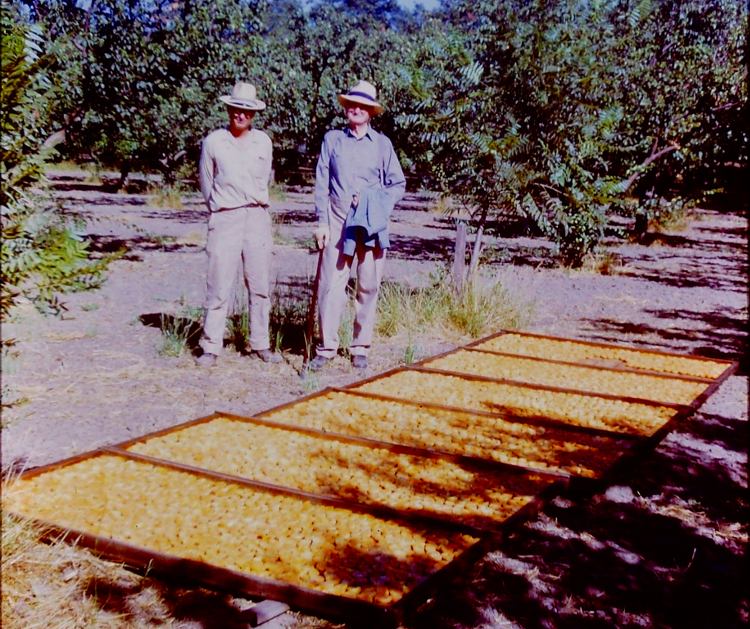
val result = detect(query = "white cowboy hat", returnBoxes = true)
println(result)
[219,82,266,111]
[337,80,383,115]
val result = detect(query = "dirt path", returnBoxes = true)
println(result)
[2,173,747,628]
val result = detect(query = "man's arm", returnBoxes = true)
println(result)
[314,133,333,225]
[382,138,406,205]
[255,133,273,207]
[198,137,215,208]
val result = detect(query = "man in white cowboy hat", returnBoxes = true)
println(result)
[309,79,406,371]
[195,81,281,367]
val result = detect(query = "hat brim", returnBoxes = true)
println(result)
[220,95,266,111]
[338,94,383,115]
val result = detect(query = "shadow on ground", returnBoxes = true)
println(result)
[408,402,748,629]
[581,305,748,372]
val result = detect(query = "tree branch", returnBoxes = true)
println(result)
[621,142,680,193]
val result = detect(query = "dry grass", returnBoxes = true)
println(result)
[376,273,534,343]
[148,183,184,209]
[2,509,143,628]
[580,250,624,275]
[1,507,338,628]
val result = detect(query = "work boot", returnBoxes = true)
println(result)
[351,355,368,370]
[251,349,282,364]
[195,352,217,367]
[307,355,330,371]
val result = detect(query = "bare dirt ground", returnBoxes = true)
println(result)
[2,171,747,629]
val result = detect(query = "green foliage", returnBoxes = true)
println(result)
[1,1,112,330]
[9,0,746,267]
[407,0,746,265]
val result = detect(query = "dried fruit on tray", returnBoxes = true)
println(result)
[126,417,551,530]
[352,371,678,436]
[5,455,479,605]
[475,334,727,379]
[261,391,632,476]
[424,350,708,405]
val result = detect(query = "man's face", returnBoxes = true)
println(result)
[345,103,374,127]
[227,106,255,133]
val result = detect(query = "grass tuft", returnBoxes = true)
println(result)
[158,302,203,357]
[148,183,185,209]
[581,249,623,275]
[376,272,533,342]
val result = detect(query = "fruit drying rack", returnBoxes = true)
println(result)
[6,331,737,627]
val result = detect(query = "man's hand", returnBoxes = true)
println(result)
[313,225,330,249]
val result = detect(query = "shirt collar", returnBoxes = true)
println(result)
[345,125,375,141]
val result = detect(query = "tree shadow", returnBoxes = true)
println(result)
[87,234,203,257]
[409,404,748,629]
[615,250,746,292]
[139,207,206,224]
[484,240,559,268]
[273,208,319,224]
[581,305,748,371]
[387,234,454,262]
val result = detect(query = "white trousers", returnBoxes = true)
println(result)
[200,206,272,355]
[316,197,385,359]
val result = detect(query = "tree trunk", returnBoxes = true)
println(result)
[452,222,467,293]
[468,223,484,280]
[467,206,489,281]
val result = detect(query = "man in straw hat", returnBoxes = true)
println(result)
[308,80,406,371]
[195,82,281,367]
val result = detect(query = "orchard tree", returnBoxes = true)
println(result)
[409,0,747,266]
[28,0,269,185]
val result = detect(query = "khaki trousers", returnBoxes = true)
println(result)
[200,205,272,356]
[316,197,385,359]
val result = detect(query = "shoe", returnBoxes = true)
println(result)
[351,355,368,370]
[195,352,217,367]
[307,355,330,371]
[251,349,282,363]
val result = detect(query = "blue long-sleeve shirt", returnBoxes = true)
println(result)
[314,126,406,225]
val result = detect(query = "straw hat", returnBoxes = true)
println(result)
[219,82,266,111]
[337,80,383,115]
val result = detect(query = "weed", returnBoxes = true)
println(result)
[296,236,318,251]
[269,210,292,246]
[268,181,288,202]
[302,370,320,394]
[226,292,251,354]
[337,302,355,359]
[403,336,421,365]
[227,279,311,354]
[581,250,623,275]
[80,303,99,311]
[158,303,203,357]
[376,272,533,341]
[149,182,184,209]
[649,202,693,232]
[431,195,455,215]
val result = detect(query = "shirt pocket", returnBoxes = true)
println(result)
[248,153,269,181]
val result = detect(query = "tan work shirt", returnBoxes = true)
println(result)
[199,127,273,212]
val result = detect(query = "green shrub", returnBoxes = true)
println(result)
[1,4,113,340]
